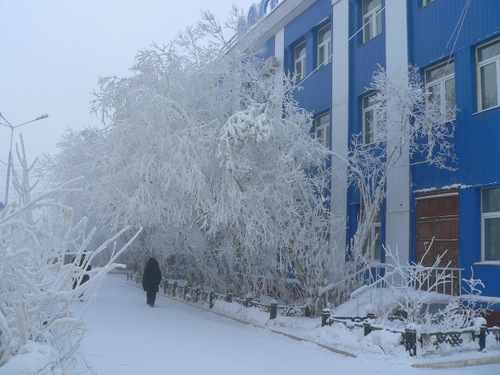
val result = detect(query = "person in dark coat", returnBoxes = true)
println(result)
[142,257,162,307]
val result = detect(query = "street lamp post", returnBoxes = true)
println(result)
[0,112,48,206]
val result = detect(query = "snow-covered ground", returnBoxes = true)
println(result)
[75,275,500,375]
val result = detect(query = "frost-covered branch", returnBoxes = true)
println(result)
[0,136,140,372]
[346,66,456,266]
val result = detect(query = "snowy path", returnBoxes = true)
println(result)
[78,275,499,375]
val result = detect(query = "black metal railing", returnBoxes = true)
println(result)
[127,271,499,357]
[154,277,309,321]
[320,308,499,357]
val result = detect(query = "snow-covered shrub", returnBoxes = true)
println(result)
[378,244,486,331]
[0,137,141,372]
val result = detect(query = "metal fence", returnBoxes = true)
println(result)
[320,309,500,356]
[157,277,311,320]
[128,271,499,357]
[164,279,280,320]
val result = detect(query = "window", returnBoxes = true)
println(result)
[264,1,273,15]
[371,220,382,261]
[362,0,382,43]
[362,208,382,261]
[294,41,307,82]
[422,0,435,7]
[362,92,380,144]
[425,61,456,122]
[482,188,500,261]
[477,39,500,111]
[313,112,331,149]
[317,23,332,67]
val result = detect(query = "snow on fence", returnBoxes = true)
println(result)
[126,271,500,357]
[127,272,309,320]
[320,309,500,357]
[159,278,311,320]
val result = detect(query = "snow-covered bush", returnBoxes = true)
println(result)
[372,243,487,332]
[0,136,141,372]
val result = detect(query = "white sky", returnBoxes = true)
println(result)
[0,0,255,168]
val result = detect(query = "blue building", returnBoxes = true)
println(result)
[235,0,500,323]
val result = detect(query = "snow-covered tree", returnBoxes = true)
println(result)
[42,128,106,220]
[0,136,141,372]
[47,13,333,306]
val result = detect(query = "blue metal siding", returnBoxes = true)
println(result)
[408,0,500,302]
[284,0,332,51]
[410,0,500,188]
[348,0,386,180]
[284,0,332,114]
[459,187,482,268]
[293,66,332,113]
[246,0,500,300]
[346,0,386,248]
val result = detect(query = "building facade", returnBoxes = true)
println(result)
[235,0,500,315]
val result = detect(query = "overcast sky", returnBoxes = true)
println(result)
[0,0,255,177]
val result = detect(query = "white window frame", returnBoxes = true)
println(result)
[362,0,382,44]
[264,1,273,15]
[367,220,382,261]
[477,38,500,112]
[481,188,500,262]
[294,41,307,82]
[361,205,382,261]
[313,112,331,149]
[425,61,456,122]
[317,23,332,68]
[362,92,379,144]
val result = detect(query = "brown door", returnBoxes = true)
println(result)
[416,191,460,294]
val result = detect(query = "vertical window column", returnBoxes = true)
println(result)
[317,23,332,67]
